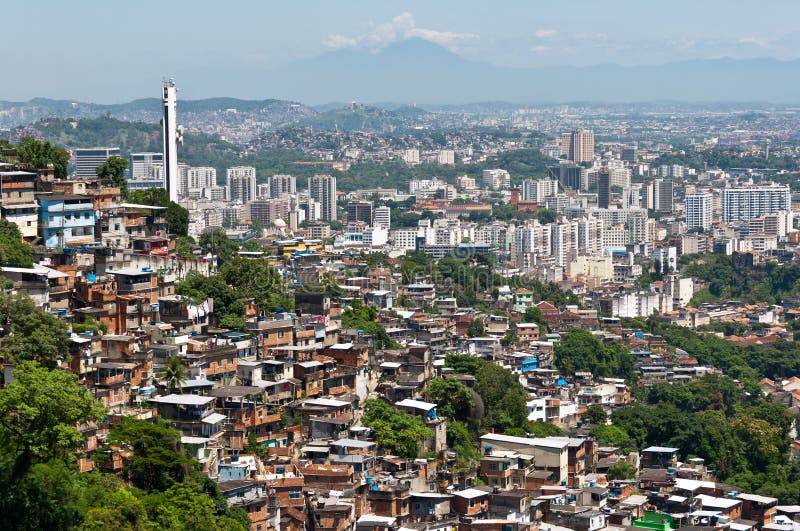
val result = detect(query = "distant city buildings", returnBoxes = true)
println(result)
[562,130,595,163]
[685,193,713,231]
[226,166,257,203]
[74,147,120,179]
[308,174,337,221]
[722,184,791,222]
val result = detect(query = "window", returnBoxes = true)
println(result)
[277,330,284,338]
[289,490,300,499]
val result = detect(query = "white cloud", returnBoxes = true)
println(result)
[530,45,549,54]
[324,12,478,50]
[534,29,559,39]
[738,37,768,48]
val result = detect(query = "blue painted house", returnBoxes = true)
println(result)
[36,194,96,248]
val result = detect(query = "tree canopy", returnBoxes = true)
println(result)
[362,399,432,458]
[95,155,128,197]
[0,219,33,267]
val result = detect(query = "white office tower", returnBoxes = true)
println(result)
[685,193,713,231]
[226,166,257,203]
[162,80,179,201]
[308,174,337,221]
[374,206,391,229]
[129,152,163,179]
[269,174,296,198]
[722,184,791,223]
[74,147,121,178]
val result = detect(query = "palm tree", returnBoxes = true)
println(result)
[160,356,187,394]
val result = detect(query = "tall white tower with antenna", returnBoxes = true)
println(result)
[162,79,179,202]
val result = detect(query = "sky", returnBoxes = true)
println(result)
[4,0,800,102]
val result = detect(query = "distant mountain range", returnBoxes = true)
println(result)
[2,39,799,131]
[174,38,800,104]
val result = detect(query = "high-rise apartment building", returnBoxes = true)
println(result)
[268,174,296,198]
[226,166,257,203]
[187,167,217,191]
[722,184,791,223]
[347,200,373,224]
[249,198,290,226]
[437,150,455,165]
[308,174,337,221]
[565,130,595,163]
[403,149,420,165]
[597,169,611,209]
[685,193,713,231]
[374,206,391,229]
[521,179,559,202]
[74,147,121,178]
[654,179,673,214]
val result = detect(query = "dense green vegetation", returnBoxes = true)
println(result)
[176,256,293,331]
[0,290,70,368]
[0,219,33,267]
[554,329,636,380]
[0,361,249,530]
[127,188,190,237]
[610,374,800,502]
[95,155,128,197]
[12,137,70,178]
[681,253,800,305]
[362,399,432,458]
[341,300,399,349]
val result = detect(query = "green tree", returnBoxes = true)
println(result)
[175,235,197,259]
[1,292,71,368]
[425,378,474,420]
[159,357,187,394]
[199,228,238,263]
[220,257,293,312]
[95,156,129,197]
[342,300,398,349]
[606,460,637,480]
[15,137,69,179]
[445,353,484,376]
[0,219,33,267]
[582,405,607,425]
[0,361,105,479]
[475,362,528,431]
[467,318,486,338]
[362,399,432,458]
[589,425,633,449]
[128,188,189,237]
[107,418,197,492]
[523,305,547,331]
[554,328,635,379]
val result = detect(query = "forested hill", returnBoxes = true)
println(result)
[7,116,554,192]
